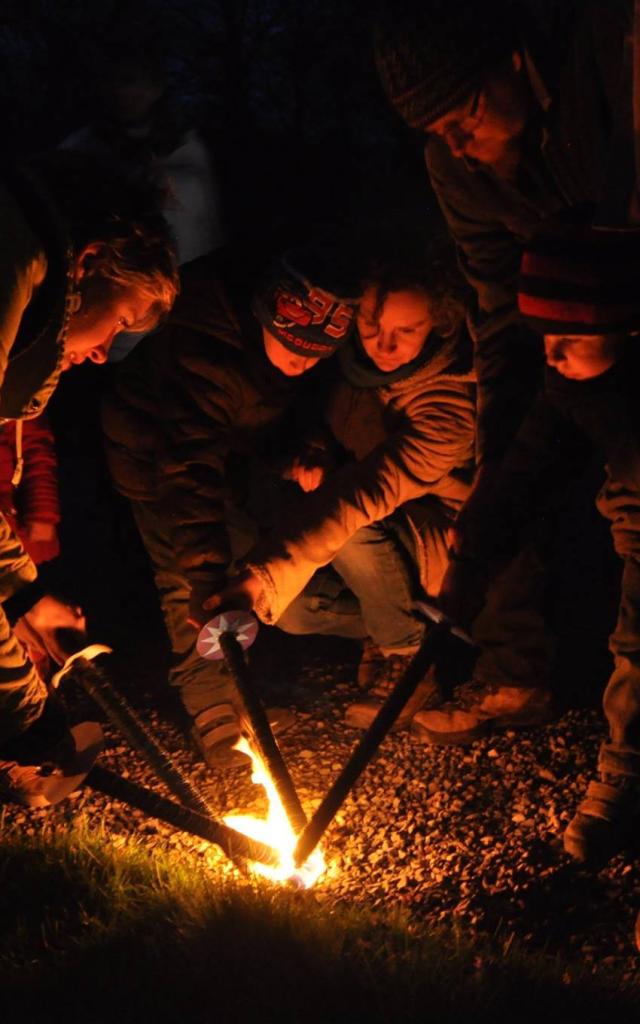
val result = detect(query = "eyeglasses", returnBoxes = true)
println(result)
[427,86,487,143]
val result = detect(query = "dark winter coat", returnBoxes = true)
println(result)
[425,0,634,462]
[464,345,640,566]
[103,253,333,600]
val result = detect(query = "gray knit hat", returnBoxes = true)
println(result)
[375,0,518,130]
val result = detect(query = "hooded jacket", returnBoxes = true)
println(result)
[247,328,476,624]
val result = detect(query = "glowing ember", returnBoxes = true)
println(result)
[223,737,326,887]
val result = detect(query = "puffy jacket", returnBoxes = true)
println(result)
[248,329,476,624]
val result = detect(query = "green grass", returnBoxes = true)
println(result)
[0,820,638,1024]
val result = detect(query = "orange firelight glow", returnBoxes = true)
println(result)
[223,737,326,887]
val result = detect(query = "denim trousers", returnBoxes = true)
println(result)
[277,511,450,655]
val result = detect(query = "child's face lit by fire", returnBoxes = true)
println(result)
[262,328,321,376]
[543,333,622,380]
[64,259,156,371]
[357,286,434,373]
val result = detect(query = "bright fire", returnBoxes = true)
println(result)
[223,737,326,887]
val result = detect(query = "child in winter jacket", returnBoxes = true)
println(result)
[103,246,359,768]
[209,245,476,730]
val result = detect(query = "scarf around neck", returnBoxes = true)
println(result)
[338,330,451,389]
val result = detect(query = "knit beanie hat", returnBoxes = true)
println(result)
[375,0,517,129]
[252,248,359,358]
[518,231,640,336]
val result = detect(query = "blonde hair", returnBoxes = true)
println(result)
[26,150,180,329]
[82,235,179,332]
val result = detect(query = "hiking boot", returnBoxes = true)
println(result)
[411,681,553,746]
[345,653,441,731]
[357,638,386,690]
[563,773,640,866]
[191,704,295,769]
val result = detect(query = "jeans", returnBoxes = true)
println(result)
[278,511,451,655]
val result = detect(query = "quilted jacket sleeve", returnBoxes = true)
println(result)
[247,377,476,624]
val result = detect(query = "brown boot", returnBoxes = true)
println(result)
[357,638,386,689]
[563,772,640,866]
[345,653,441,731]
[412,681,553,746]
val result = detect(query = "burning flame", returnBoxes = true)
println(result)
[223,737,326,887]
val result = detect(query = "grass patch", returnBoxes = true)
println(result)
[0,819,638,1024]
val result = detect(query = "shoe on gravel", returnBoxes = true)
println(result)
[411,682,553,746]
[192,704,295,769]
[563,773,640,866]
[0,721,103,808]
[345,653,441,731]
[357,638,386,690]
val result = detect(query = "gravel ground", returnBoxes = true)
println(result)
[2,628,640,983]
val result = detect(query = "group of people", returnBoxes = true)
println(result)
[1,0,639,947]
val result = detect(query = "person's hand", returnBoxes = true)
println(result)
[187,571,262,627]
[438,554,489,634]
[198,570,264,619]
[20,522,60,564]
[25,522,57,544]
[14,596,86,666]
[282,455,326,493]
[449,463,504,560]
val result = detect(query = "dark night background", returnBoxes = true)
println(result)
[0,0,436,252]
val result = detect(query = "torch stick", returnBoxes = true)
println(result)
[54,645,218,821]
[293,619,452,867]
[198,612,308,835]
[85,764,280,868]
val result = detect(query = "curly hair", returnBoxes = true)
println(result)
[361,235,471,337]
[26,149,179,328]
